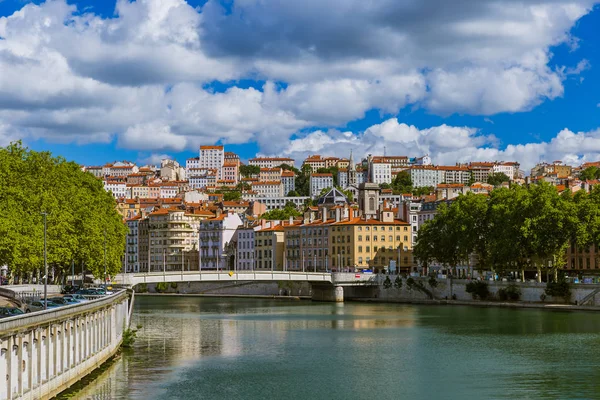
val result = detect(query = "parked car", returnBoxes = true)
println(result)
[61,285,81,294]
[28,300,61,312]
[48,297,74,306]
[0,307,25,318]
[63,294,88,302]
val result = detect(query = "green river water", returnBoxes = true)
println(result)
[62,296,600,399]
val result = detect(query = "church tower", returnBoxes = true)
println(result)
[348,150,357,187]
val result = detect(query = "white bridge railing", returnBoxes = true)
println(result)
[114,270,379,286]
[0,290,133,400]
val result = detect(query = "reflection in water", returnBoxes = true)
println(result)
[62,297,600,400]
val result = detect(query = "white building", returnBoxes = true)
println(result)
[199,211,243,270]
[236,225,258,270]
[252,181,284,198]
[370,160,392,184]
[104,180,128,198]
[255,196,310,210]
[159,184,179,199]
[410,166,443,188]
[281,171,296,195]
[493,162,520,180]
[310,173,333,197]
[188,170,217,189]
[249,157,295,169]
[199,145,224,179]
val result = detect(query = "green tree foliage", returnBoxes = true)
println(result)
[391,170,412,194]
[239,165,260,177]
[277,163,300,174]
[223,191,242,201]
[261,203,302,220]
[412,186,434,196]
[579,166,600,181]
[294,164,313,196]
[487,172,510,186]
[415,182,589,280]
[0,142,127,282]
[287,190,300,197]
[317,166,339,186]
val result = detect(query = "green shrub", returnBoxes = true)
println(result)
[394,276,403,289]
[498,284,521,301]
[545,279,571,302]
[155,282,169,293]
[170,282,178,290]
[135,283,148,293]
[383,276,392,289]
[122,327,138,348]
[428,276,438,289]
[465,280,490,300]
[406,277,415,290]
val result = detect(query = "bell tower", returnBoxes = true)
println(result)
[358,182,379,220]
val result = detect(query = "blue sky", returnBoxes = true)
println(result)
[0,0,599,169]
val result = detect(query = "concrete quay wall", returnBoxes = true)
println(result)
[346,276,600,305]
[143,281,313,297]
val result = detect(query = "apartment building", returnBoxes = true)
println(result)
[281,170,296,195]
[199,145,225,179]
[249,157,295,169]
[410,166,443,188]
[259,168,283,182]
[252,181,284,198]
[199,211,243,270]
[310,173,333,197]
[254,224,285,270]
[303,155,327,171]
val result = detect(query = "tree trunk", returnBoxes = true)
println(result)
[537,265,542,283]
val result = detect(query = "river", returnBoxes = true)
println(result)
[60,296,600,399]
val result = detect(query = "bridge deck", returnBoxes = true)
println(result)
[114,271,380,286]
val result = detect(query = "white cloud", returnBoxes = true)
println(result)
[0,0,597,153]
[278,118,600,172]
[138,153,172,166]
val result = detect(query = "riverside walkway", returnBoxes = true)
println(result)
[0,289,134,400]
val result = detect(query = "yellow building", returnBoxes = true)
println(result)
[255,224,286,270]
[329,211,413,272]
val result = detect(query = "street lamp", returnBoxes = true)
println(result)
[41,211,48,310]
[103,229,107,288]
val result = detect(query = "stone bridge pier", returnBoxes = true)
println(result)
[311,284,344,302]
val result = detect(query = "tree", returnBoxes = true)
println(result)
[277,164,300,175]
[0,142,127,282]
[579,166,600,181]
[239,165,260,177]
[261,203,302,220]
[413,186,434,196]
[287,190,300,197]
[487,172,510,186]
[223,191,242,201]
[391,171,412,194]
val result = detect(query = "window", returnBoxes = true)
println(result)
[404,236,408,241]
[358,246,363,252]
[366,246,370,252]
[373,236,378,241]
[374,246,378,252]
[358,235,362,241]
[396,236,401,241]
[389,236,393,242]
[389,227,393,231]
[381,236,385,241]
[404,227,408,231]
[374,227,378,231]
[366,236,370,241]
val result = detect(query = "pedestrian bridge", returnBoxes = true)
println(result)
[113,271,380,299]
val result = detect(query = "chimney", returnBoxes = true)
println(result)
[335,208,341,222]
[289,216,294,225]
[322,207,327,223]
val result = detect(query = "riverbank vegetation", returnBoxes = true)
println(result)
[414,182,600,280]
[0,142,127,283]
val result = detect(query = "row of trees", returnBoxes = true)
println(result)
[0,142,128,283]
[413,182,599,280]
